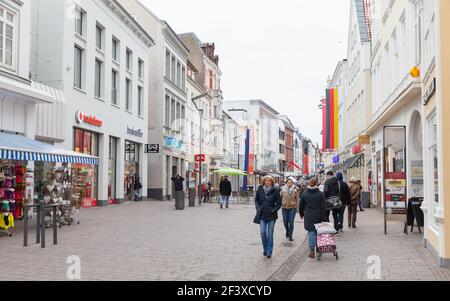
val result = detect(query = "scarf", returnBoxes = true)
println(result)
[282,185,295,196]
[263,185,272,195]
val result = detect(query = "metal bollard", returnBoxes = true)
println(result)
[36,203,41,244]
[23,204,28,247]
[40,204,45,248]
[53,206,57,245]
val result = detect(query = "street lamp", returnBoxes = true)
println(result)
[233,135,242,192]
[228,108,249,192]
[192,93,209,205]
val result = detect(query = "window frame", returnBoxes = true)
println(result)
[0,4,17,70]
[94,58,103,99]
[125,78,132,112]
[137,86,143,117]
[111,69,119,105]
[74,45,84,89]
[95,23,104,51]
[112,37,120,62]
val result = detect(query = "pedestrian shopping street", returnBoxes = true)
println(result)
[1,200,448,281]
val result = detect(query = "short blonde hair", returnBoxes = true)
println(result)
[262,175,275,186]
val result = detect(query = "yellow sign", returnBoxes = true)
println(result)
[385,179,406,187]
[358,134,371,145]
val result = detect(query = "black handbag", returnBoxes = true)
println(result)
[253,209,261,224]
[325,181,342,210]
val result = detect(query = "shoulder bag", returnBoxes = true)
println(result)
[325,181,342,210]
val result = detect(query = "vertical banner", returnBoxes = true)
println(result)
[323,89,339,151]
[243,128,250,192]
[321,98,326,151]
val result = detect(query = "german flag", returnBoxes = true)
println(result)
[323,88,339,151]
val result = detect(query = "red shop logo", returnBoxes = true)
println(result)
[75,110,103,127]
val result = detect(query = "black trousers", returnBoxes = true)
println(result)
[326,209,340,231]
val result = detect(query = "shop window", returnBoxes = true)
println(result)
[73,128,99,206]
[124,141,139,201]
[428,113,439,224]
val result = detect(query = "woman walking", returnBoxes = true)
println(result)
[299,178,326,259]
[348,177,362,228]
[255,176,282,259]
[281,178,300,241]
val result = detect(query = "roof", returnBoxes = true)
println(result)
[110,0,155,46]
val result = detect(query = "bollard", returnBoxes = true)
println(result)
[40,204,45,248]
[36,203,41,244]
[23,204,28,247]
[53,206,57,245]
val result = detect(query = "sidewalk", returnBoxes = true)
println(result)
[291,209,450,281]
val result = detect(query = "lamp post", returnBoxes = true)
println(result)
[228,108,248,192]
[192,93,209,205]
[233,135,242,191]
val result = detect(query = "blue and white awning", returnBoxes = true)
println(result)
[0,132,99,165]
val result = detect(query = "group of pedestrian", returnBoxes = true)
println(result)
[254,170,364,259]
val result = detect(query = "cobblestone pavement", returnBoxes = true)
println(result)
[2,201,448,281]
[0,200,306,281]
[291,209,450,281]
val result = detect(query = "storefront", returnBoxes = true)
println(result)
[73,128,100,207]
[0,132,98,234]
[124,140,140,201]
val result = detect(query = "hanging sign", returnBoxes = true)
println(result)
[145,144,159,154]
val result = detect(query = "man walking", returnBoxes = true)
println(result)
[323,170,341,232]
[219,175,232,209]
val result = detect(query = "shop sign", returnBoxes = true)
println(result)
[195,154,206,162]
[385,172,407,214]
[358,134,371,145]
[423,78,436,105]
[127,125,144,138]
[125,143,136,153]
[145,144,159,154]
[164,137,184,151]
[352,144,363,155]
[332,155,339,164]
[75,110,103,127]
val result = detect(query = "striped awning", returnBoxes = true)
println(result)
[0,132,98,165]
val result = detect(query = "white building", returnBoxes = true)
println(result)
[366,0,423,209]
[340,0,372,188]
[31,0,154,206]
[224,100,279,187]
[0,0,56,139]
[178,33,225,189]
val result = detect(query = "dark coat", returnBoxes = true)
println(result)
[338,180,351,206]
[255,185,282,221]
[219,179,232,196]
[299,187,326,231]
[323,176,340,199]
[171,176,184,192]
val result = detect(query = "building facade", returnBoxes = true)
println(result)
[420,0,450,268]
[366,0,423,211]
[31,0,153,206]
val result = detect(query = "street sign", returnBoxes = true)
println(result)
[195,154,206,162]
[145,144,160,153]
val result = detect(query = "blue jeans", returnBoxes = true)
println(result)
[282,208,296,237]
[338,205,346,228]
[307,230,317,250]
[260,219,276,256]
[220,195,230,207]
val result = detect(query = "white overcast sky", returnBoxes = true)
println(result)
[140,0,350,144]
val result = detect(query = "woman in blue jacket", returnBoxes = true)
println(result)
[255,176,282,259]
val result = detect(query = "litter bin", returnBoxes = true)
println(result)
[175,191,185,210]
[361,192,371,209]
[188,188,196,207]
